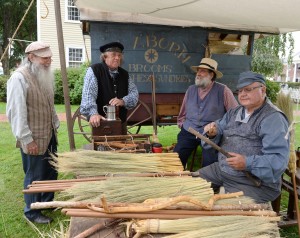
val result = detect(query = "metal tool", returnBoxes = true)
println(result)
[188,127,261,187]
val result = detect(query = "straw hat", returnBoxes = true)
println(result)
[191,58,223,79]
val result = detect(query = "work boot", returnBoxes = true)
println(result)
[24,214,53,224]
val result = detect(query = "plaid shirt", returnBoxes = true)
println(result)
[80,67,138,118]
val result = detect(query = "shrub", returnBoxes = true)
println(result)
[54,63,88,104]
[0,75,9,102]
[266,79,280,103]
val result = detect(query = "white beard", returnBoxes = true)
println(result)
[195,75,211,89]
[30,62,55,95]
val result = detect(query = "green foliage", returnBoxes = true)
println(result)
[54,63,88,104]
[251,33,294,77]
[0,75,8,102]
[0,0,37,74]
[265,79,280,103]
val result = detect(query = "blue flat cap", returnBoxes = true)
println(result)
[237,71,266,89]
[99,42,124,53]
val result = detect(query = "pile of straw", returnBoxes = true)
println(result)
[127,215,280,238]
[51,150,183,176]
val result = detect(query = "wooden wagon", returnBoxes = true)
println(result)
[50,0,300,236]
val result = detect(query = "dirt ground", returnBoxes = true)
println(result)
[0,113,67,122]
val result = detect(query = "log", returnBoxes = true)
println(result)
[73,218,116,238]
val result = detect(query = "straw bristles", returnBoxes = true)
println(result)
[130,216,280,237]
[58,177,213,203]
[276,92,297,173]
[51,150,183,176]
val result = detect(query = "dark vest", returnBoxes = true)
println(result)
[183,82,226,133]
[91,62,129,122]
[219,99,287,178]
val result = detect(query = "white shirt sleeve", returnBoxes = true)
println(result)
[6,72,33,145]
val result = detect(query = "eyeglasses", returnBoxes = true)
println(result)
[238,85,263,94]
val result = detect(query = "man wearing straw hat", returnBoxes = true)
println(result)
[174,58,238,169]
[194,71,290,203]
[6,41,59,224]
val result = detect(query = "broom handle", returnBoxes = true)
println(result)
[188,127,231,157]
[150,73,158,137]
[292,173,300,237]
[63,209,277,219]
[188,127,261,187]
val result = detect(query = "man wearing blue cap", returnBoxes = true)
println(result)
[192,71,290,203]
[80,41,138,133]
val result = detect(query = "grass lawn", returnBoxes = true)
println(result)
[0,102,300,237]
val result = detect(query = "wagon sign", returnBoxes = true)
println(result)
[90,22,207,93]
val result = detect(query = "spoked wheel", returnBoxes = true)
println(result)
[127,100,152,134]
[71,107,92,143]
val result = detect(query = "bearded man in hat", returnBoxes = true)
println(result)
[6,41,59,224]
[174,58,238,169]
[192,71,289,203]
[80,41,138,133]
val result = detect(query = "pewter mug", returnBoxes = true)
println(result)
[103,105,116,120]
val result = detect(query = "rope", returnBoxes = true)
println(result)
[0,0,35,62]
[41,0,49,19]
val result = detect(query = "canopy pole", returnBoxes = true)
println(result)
[53,0,75,150]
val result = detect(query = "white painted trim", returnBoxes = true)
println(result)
[65,45,85,67]
[37,0,41,40]
[64,0,80,23]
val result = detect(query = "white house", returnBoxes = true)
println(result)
[37,0,91,69]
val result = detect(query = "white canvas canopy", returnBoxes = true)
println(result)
[74,0,300,34]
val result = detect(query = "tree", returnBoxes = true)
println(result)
[0,0,37,75]
[251,33,294,78]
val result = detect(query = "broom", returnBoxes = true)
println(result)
[126,215,280,238]
[276,92,300,235]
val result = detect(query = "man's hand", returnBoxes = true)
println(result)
[226,152,246,170]
[89,114,105,127]
[109,97,124,107]
[204,122,217,138]
[27,141,38,155]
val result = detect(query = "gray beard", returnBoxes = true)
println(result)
[195,76,211,89]
[29,61,55,95]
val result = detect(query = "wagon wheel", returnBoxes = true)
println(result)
[72,107,92,143]
[127,99,153,134]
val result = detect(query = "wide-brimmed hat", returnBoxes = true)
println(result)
[191,58,223,79]
[25,41,52,57]
[100,42,124,53]
[237,71,266,89]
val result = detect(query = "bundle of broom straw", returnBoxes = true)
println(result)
[57,177,255,206]
[51,150,183,176]
[58,177,213,203]
[126,215,280,238]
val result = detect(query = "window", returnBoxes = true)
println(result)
[67,47,84,68]
[67,0,80,21]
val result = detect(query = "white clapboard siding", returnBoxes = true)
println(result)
[38,0,91,70]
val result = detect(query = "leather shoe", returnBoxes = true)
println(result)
[24,214,53,224]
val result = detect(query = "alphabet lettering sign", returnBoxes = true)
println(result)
[90,22,207,93]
